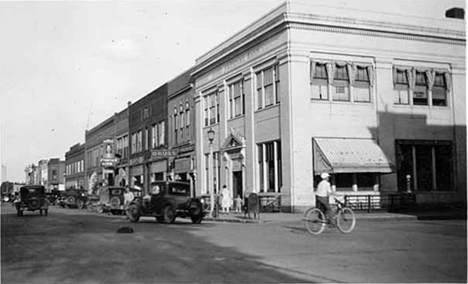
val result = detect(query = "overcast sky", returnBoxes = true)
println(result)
[0,0,465,183]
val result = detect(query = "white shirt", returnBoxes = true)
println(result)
[316,179,332,197]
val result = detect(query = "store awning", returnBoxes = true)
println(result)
[313,138,394,174]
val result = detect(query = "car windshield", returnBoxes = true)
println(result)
[111,189,122,195]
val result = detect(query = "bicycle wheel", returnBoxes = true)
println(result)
[336,207,356,233]
[303,208,326,235]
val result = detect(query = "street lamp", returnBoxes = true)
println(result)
[207,127,215,218]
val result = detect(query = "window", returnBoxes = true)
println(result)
[396,140,453,192]
[131,133,137,154]
[354,66,371,102]
[205,152,220,194]
[432,73,447,106]
[186,102,191,141]
[257,140,282,193]
[413,71,428,105]
[151,124,157,148]
[393,69,410,105]
[159,121,165,146]
[204,91,219,126]
[143,128,148,151]
[228,80,245,118]
[136,131,142,152]
[142,107,149,120]
[311,63,328,100]
[256,64,280,110]
[332,65,350,101]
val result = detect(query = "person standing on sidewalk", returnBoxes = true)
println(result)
[315,173,336,225]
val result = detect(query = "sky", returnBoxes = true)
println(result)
[0,0,465,183]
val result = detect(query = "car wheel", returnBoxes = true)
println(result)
[66,196,76,207]
[44,209,48,216]
[156,216,164,223]
[163,205,176,224]
[191,214,203,224]
[17,209,21,217]
[28,198,41,210]
[127,204,140,223]
[77,200,84,210]
[40,210,43,216]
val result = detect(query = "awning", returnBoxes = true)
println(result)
[313,138,394,174]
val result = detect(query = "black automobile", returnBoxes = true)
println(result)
[64,189,88,209]
[15,185,49,216]
[127,181,204,224]
[99,186,126,215]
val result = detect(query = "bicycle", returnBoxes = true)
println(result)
[303,197,356,235]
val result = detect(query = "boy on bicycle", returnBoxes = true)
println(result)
[316,173,336,226]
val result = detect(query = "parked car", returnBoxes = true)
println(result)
[99,186,126,215]
[64,189,88,209]
[127,181,204,224]
[15,185,49,216]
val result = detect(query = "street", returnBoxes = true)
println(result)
[1,203,467,283]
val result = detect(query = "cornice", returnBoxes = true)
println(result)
[288,22,465,46]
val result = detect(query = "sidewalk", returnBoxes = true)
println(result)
[204,208,467,224]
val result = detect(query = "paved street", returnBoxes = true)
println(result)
[1,203,466,283]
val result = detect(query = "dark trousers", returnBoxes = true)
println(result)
[316,196,335,225]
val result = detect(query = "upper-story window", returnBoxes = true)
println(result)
[228,80,245,118]
[311,63,328,100]
[311,61,373,103]
[142,107,149,120]
[204,91,219,126]
[256,64,280,110]
[413,71,428,106]
[179,104,185,141]
[433,73,447,106]
[393,66,450,107]
[151,121,165,147]
[393,68,410,105]
[332,64,350,102]
[186,102,191,127]
[354,66,371,102]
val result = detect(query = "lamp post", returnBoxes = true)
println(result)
[207,127,215,218]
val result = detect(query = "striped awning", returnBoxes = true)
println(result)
[313,138,394,174]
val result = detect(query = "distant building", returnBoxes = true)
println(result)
[65,143,85,190]
[24,164,37,185]
[47,158,65,192]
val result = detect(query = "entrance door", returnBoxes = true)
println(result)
[232,171,243,198]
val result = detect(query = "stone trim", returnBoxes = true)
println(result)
[290,22,465,46]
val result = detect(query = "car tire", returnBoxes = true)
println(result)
[77,200,84,210]
[28,198,41,210]
[127,204,140,223]
[66,196,76,207]
[17,209,21,217]
[163,205,176,224]
[40,210,43,216]
[191,214,203,224]
[44,209,48,216]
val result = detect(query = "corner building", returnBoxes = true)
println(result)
[193,1,466,212]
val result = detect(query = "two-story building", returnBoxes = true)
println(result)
[193,0,466,212]
[128,84,169,195]
[47,158,65,192]
[65,143,85,189]
[167,68,197,194]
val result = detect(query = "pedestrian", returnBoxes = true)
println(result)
[221,185,231,214]
[234,195,243,213]
[315,173,336,226]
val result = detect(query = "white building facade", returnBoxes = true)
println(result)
[193,1,466,212]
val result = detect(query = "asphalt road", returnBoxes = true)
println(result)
[1,203,467,283]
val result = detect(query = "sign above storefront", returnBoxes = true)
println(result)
[101,157,119,168]
[151,150,178,159]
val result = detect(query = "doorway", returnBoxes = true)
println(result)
[233,171,243,198]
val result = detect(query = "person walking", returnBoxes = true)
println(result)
[221,185,231,214]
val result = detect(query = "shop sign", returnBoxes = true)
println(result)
[151,150,178,159]
[101,157,119,168]
[129,156,145,166]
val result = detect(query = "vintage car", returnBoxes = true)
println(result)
[64,189,88,209]
[127,181,204,224]
[15,185,49,216]
[98,186,142,215]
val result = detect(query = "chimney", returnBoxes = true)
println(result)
[445,7,464,19]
